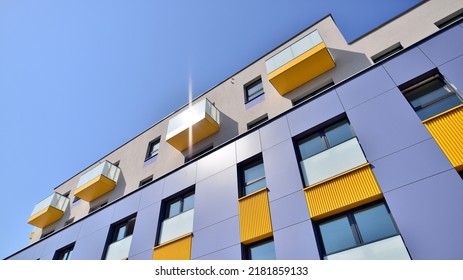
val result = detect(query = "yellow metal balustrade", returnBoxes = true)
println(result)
[423,104,463,171]
[74,161,120,202]
[27,193,69,228]
[265,30,335,95]
[153,234,193,260]
[238,188,273,245]
[304,164,383,221]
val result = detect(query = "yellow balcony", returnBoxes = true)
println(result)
[423,104,463,171]
[153,233,193,260]
[74,161,120,202]
[304,164,383,221]
[238,188,273,245]
[166,99,220,151]
[27,193,69,228]
[265,30,335,95]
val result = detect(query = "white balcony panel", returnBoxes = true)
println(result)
[105,235,133,260]
[325,235,410,260]
[159,209,194,244]
[77,161,120,188]
[300,138,367,186]
[30,193,69,217]
[265,30,323,73]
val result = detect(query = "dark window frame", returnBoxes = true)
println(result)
[164,190,195,219]
[145,138,161,161]
[244,78,264,103]
[371,43,403,64]
[243,237,276,260]
[315,201,399,258]
[53,242,75,260]
[238,155,266,197]
[247,114,268,130]
[139,175,153,188]
[102,214,137,259]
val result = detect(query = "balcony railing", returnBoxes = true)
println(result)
[325,235,410,260]
[166,99,220,151]
[74,161,120,202]
[28,193,69,228]
[105,235,133,260]
[300,137,368,186]
[265,30,335,95]
[158,209,194,245]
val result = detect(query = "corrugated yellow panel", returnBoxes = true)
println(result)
[153,234,192,260]
[27,206,64,228]
[423,104,463,171]
[74,175,116,202]
[304,164,383,220]
[268,42,335,95]
[238,188,273,245]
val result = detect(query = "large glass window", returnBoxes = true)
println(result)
[54,243,74,260]
[245,238,276,260]
[112,217,136,243]
[317,202,398,256]
[403,76,462,121]
[239,157,267,196]
[297,119,354,160]
[245,79,264,103]
[104,216,136,260]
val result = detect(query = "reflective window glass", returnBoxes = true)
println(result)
[298,133,325,159]
[248,239,276,260]
[319,216,356,255]
[324,120,353,147]
[167,200,181,218]
[246,79,264,102]
[241,159,266,196]
[354,204,397,243]
[183,193,195,212]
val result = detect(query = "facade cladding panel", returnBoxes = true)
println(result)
[7,5,463,260]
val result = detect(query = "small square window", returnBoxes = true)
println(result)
[247,114,268,130]
[245,79,264,103]
[146,139,160,160]
[89,201,107,213]
[244,238,276,260]
[64,218,74,226]
[54,243,75,260]
[402,75,462,121]
[139,175,153,187]
[239,156,267,197]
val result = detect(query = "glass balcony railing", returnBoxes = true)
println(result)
[74,161,120,202]
[265,30,335,95]
[104,235,133,260]
[28,193,69,228]
[158,209,194,244]
[300,137,367,186]
[325,235,410,260]
[166,99,220,151]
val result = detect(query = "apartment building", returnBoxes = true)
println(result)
[6,0,463,260]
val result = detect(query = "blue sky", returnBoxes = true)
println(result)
[0,0,421,259]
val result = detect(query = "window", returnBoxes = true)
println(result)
[402,75,462,121]
[54,243,75,260]
[244,238,276,260]
[297,119,354,160]
[139,175,153,187]
[317,202,398,257]
[146,139,160,160]
[245,79,264,103]
[239,157,266,197]
[292,80,334,106]
[165,191,195,219]
[435,8,463,29]
[371,43,403,64]
[104,216,136,260]
[247,114,268,130]
[89,201,107,213]
[64,218,74,226]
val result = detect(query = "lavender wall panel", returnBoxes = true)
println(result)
[128,202,160,258]
[56,222,82,249]
[347,88,431,162]
[139,179,164,209]
[196,143,236,182]
[419,25,463,66]
[336,66,396,110]
[193,244,242,260]
[382,48,435,86]
[236,131,261,163]
[111,192,141,223]
[78,205,115,238]
[270,190,310,231]
[384,170,463,259]
[194,166,238,231]
[72,226,109,260]
[287,90,344,136]
[259,116,291,150]
[36,232,61,258]
[439,54,463,93]
[129,249,152,260]
[273,220,319,260]
[6,246,37,260]
[163,162,197,199]
[191,216,240,259]
[263,139,304,201]
[372,138,453,193]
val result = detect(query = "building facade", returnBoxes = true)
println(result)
[7,0,463,260]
